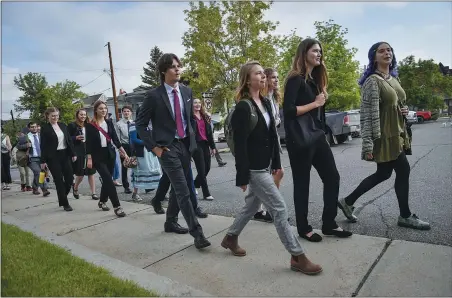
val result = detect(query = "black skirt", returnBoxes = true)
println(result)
[72,154,96,176]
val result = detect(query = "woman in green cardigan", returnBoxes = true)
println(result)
[338,42,430,230]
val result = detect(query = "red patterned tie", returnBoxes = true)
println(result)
[172,89,185,138]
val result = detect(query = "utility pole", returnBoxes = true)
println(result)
[105,42,119,120]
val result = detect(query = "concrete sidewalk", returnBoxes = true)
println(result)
[1,188,451,297]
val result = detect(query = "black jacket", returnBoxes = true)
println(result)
[283,75,326,136]
[40,122,75,164]
[232,97,281,186]
[85,119,122,161]
[135,84,197,154]
[193,115,216,150]
[67,122,87,157]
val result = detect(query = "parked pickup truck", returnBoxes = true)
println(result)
[277,110,359,145]
[415,110,432,124]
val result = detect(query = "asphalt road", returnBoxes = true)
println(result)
[10,120,452,246]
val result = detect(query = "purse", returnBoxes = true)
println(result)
[123,121,138,168]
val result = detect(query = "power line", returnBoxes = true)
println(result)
[80,72,107,88]
[2,69,105,75]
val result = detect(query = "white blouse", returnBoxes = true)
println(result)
[99,121,108,148]
[52,124,66,150]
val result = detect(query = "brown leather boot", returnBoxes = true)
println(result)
[290,254,323,275]
[221,234,246,256]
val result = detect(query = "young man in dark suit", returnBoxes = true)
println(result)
[135,53,210,249]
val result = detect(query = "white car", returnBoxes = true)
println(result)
[406,111,417,125]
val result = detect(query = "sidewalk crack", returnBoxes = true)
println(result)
[351,239,392,297]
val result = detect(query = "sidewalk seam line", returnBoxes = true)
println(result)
[141,226,230,270]
[351,239,392,297]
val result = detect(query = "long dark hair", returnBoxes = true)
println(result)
[285,38,328,93]
[263,67,281,104]
[358,41,398,86]
[75,108,90,126]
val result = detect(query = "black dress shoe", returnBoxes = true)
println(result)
[299,232,323,242]
[151,198,165,214]
[218,162,227,167]
[164,222,189,234]
[195,207,208,218]
[64,205,73,212]
[194,235,211,249]
[322,228,352,238]
[124,188,132,194]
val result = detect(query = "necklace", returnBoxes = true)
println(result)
[375,69,391,79]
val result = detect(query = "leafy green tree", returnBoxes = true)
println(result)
[182,1,283,112]
[45,80,86,124]
[314,19,360,110]
[13,73,50,122]
[398,55,452,110]
[141,46,164,89]
[278,30,303,84]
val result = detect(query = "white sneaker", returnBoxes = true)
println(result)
[195,189,199,195]
[204,196,214,201]
[132,194,143,201]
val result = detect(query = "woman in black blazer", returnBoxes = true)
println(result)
[192,98,217,200]
[67,109,98,200]
[85,100,129,217]
[40,107,77,211]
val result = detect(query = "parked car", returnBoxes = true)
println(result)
[406,111,417,126]
[217,132,226,142]
[416,110,432,124]
[278,109,357,145]
[346,109,361,138]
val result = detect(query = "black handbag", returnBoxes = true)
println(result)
[288,111,325,149]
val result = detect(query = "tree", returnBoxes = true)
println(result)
[278,30,303,85]
[398,55,452,110]
[141,46,164,89]
[13,73,50,122]
[314,20,360,110]
[13,73,86,124]
[45,80,86,124]
[182,1,283,113]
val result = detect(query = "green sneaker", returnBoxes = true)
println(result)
[398,214,430,230]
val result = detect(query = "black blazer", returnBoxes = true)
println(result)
[193,116,216,150]
[40,122,75,164]
[283,75,326,136]
[85,119,122,162]
[67,122,86,157]
[135,84,197,154]
[232,98,281,186]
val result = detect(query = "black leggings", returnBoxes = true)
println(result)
[1,153,12,183]
[287,136,340,234]
[193,141,211,198]
[344,152,411,218]
[95,148,121,208]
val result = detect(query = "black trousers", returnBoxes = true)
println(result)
[46,150,73,207]
[158,139,203,238]
[120,143,131,189]
[287,136,340,234]
[155,163,198,210]
[95,147,121,208]
[193,141,211,198]
[345,152,411,218]
[1,153,12,183]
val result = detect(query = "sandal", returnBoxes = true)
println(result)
[91,194,99,200]
[114,207,126,217]
[72,185,79,199]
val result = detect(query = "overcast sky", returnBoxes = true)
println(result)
[2,1,451,119]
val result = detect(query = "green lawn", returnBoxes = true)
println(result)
[1,222,158,297]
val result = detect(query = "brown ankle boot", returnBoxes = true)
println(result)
[221,234,246,256]
[290,254,322,275]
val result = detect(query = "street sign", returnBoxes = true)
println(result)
[202,92,213,99]
[204,98,212,110]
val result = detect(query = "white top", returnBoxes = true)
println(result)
[28,133,40,157]
[268,92,281,126]
[52,124,66,150]
[99,121,108,148]
[262,111,271,129]
[81,127,86,143]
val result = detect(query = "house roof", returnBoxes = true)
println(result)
[81,94,106,106]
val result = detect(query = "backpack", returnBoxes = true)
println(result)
[224,99,258,156]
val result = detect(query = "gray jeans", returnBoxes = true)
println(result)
[28,158,48,190]
[227,169,304,256]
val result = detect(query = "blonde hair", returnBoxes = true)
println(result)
[193,98,210,123]
[285,38,328,94]
[262,68,282,104]
[235,61,264,102]
[45,107,59,121]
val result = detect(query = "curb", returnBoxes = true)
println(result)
[1,214,212,297]
[218,148,230,153]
